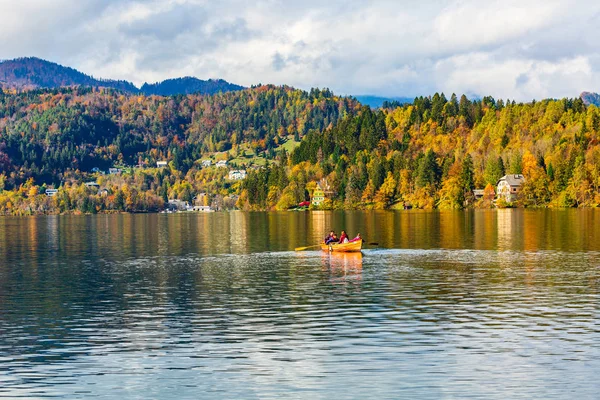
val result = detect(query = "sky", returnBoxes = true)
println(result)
[1,0,599,100]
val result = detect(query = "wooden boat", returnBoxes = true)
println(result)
[321,239,363,253]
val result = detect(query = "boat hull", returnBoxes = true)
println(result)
[321,240,363,253]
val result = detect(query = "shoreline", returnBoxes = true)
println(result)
[2,206,599,217]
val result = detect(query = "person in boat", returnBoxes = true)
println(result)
[324,230,334,243]
[329,232,340,244]
[324,231,338,244]
[349,233,362,243]
[339,230,349,243]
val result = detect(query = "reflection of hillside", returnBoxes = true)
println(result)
[473,210,497,250]
[2,211,600,397]
[439,211,464,249]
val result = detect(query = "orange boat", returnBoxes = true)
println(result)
[321,239,363,253]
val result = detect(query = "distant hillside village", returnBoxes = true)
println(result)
[40,157,251,213]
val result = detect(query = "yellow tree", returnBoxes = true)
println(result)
[361,181,376,205]
[520,151,550,207]
[374,172,397,209]
[438,176,463,209]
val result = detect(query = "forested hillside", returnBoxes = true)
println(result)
[242,94,600,210]
[140,77,244,96]
[0,85,359,214]
[1,86,600,215]
[0,57,138,92]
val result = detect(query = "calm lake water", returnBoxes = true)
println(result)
[1,210,599,399]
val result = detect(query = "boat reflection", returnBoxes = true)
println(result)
[322,252,363,283]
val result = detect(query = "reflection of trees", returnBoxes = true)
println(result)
[474,210,497,250]
[1,211,600,380]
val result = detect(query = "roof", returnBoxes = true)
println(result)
[498,174,525,187]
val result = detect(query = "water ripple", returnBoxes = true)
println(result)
[1,221,600,398]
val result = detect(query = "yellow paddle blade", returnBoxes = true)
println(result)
[294,244,321,251]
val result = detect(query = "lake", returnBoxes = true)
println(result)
[1,210,599,399]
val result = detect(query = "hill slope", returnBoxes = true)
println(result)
[0,57,138,92]
[1,89,599,214]
[0,85,360,185]
[140,77,244,96]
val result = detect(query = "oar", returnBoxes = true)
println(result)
[294,244,322,251]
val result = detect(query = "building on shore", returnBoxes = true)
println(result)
[192,205,213,212]
[497,174,525,202]
[311,184,326,206]
[311,179,335,206]
[167,199,192,211]
[157,161,168,168]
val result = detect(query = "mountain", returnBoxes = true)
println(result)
[140,77,244,96]
[0,57,244,96]
[0,57,138,92]
[580,91,600,106]
[355,95,414,108]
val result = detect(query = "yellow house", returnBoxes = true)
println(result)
[311,185,325,206]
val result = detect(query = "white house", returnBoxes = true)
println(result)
[216,160,228,168]
[108,168,121,175]
[497,174,525,202]
[157,161,168,168]
[45,189,58,197]
[193,205,213,212]
[167,199,192,211]
[228,170,247,180]
[85,182,100,189]
[201,159,212,168]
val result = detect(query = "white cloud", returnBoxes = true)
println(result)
[0,0,599,100]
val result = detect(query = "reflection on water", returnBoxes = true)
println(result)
[0,210,600,399]
[322,252,363,284]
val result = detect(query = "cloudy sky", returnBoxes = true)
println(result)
[1,0,599,100]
